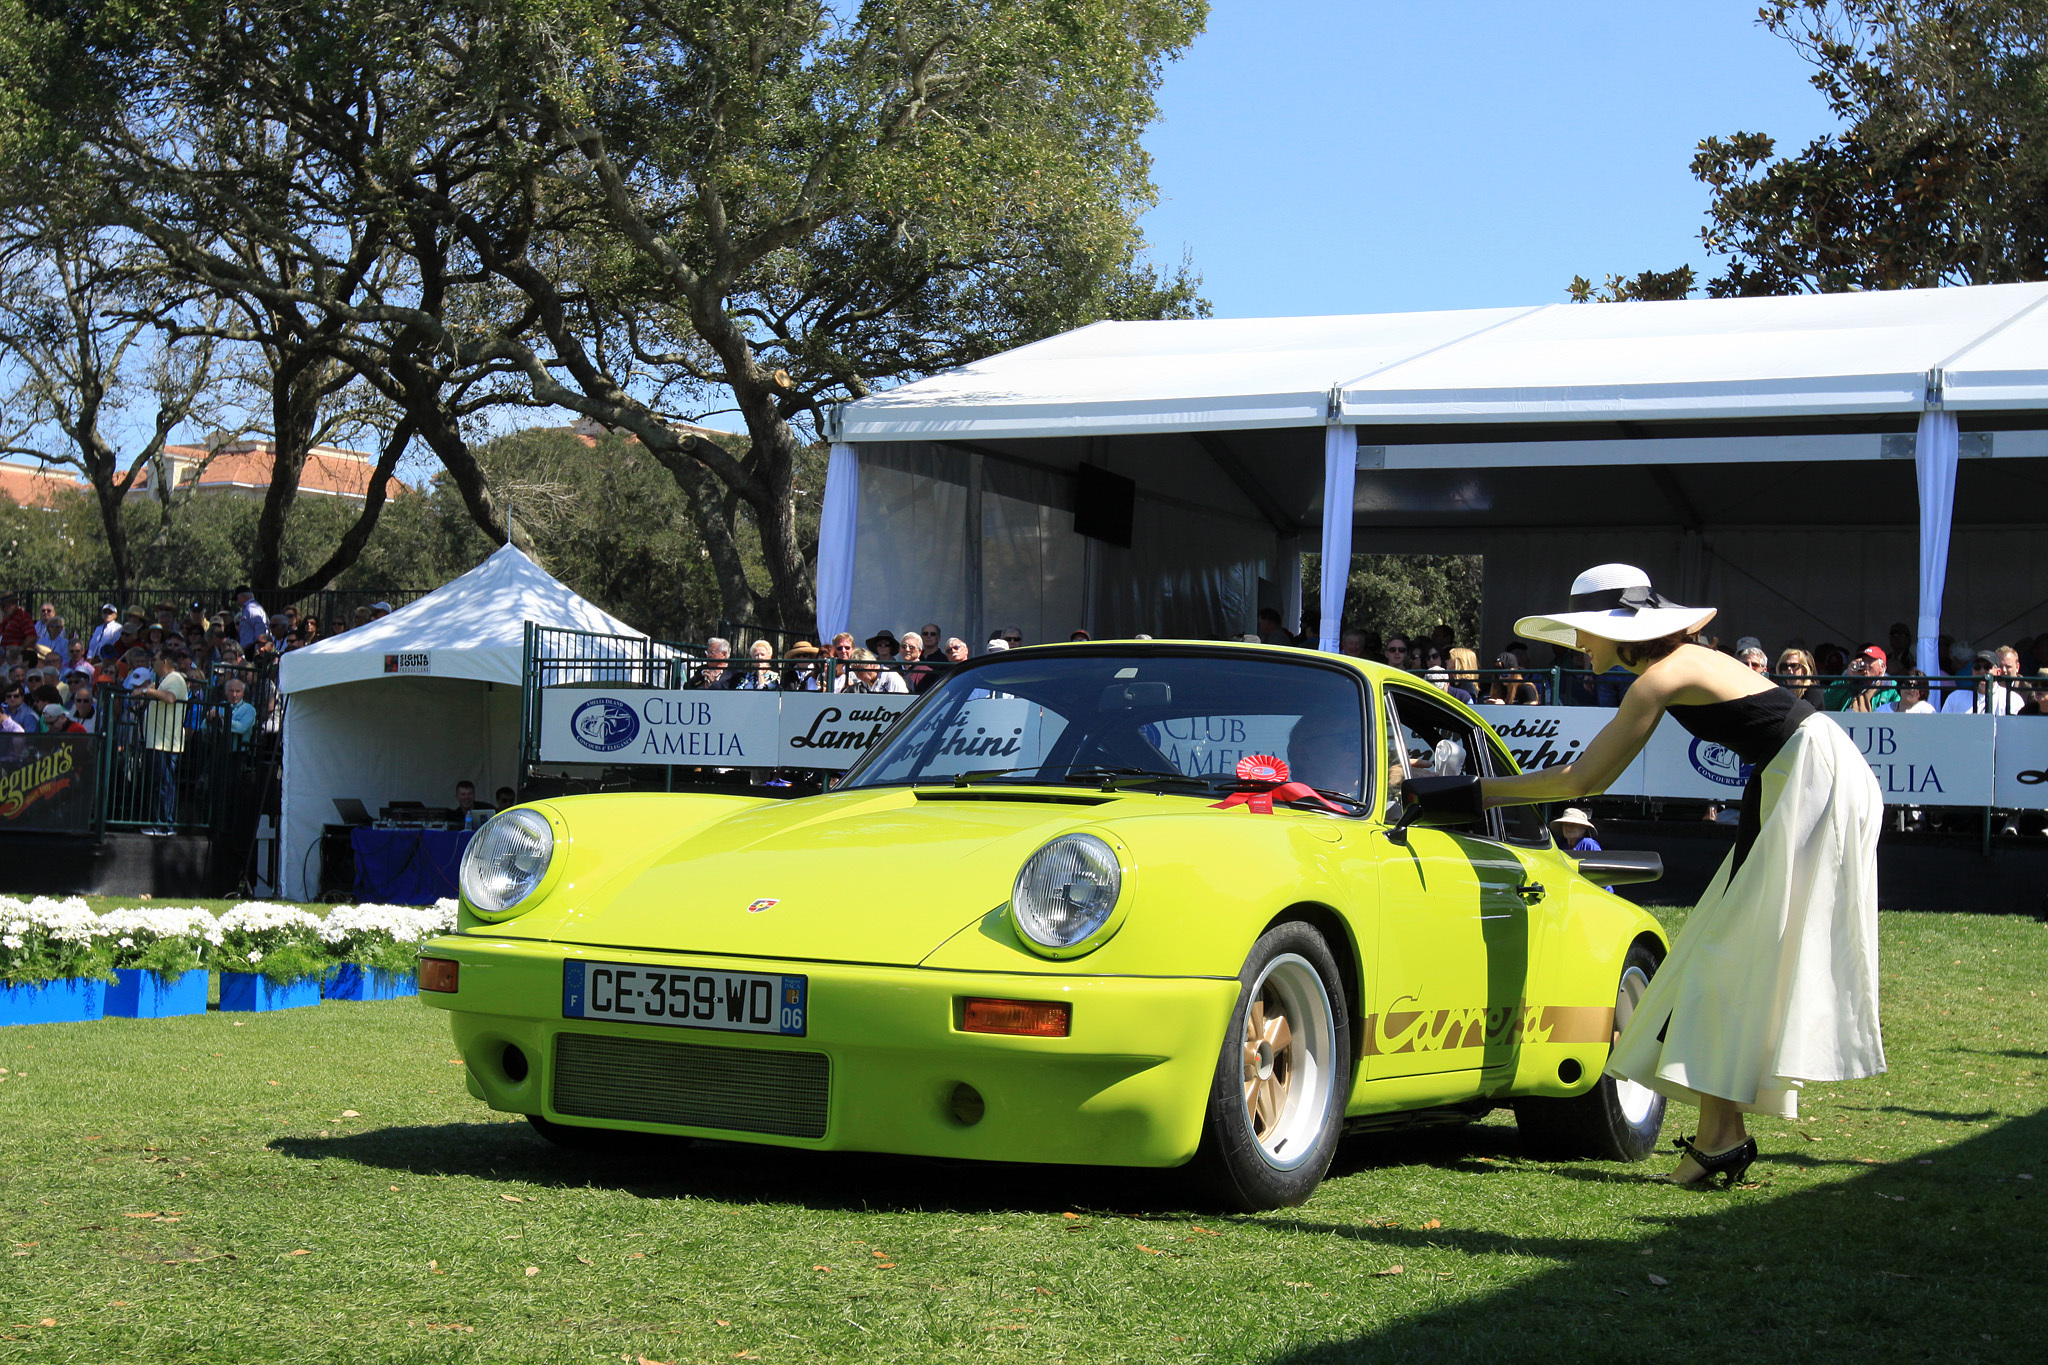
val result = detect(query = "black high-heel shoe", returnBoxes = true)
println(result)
[1666,1134,1759,1188]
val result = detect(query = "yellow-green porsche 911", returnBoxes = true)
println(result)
[419,643,1670,1210]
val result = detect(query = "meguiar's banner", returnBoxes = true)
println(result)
[0,733,97,833]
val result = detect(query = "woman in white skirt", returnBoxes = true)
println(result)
[1406,564,1885,1185]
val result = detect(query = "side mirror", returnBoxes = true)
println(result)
[1395,774,1486,833]
[1569,850,1663,885]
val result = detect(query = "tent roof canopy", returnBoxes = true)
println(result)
[278,543,647,694]
[836,282,2048,443]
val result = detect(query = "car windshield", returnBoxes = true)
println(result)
[839,650,1367,798]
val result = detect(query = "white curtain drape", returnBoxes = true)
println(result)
[1317,425,1358,651]
[816,442,860,642]
[1914,410,1959,680]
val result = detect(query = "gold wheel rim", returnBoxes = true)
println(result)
[1240,989,1295,1141]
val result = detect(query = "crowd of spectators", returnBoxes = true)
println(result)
[1311,613,2048,716]
[678,623,1052,694]
[0,585,386,834]
[676,611,2048,719]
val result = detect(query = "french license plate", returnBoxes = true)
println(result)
[562,961,807,1036]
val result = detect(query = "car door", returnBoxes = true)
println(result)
[1360,686,1539,1081]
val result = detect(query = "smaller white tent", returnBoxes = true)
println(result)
[276,544,648,901]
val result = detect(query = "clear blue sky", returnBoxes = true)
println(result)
[1138,1,1842,317]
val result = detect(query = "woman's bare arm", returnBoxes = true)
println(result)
[1482,674,1669,806]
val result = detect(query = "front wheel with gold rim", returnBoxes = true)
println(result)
[1189,922,1351,1211]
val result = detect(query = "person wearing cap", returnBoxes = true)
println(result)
[1402,562,1884,1188]
[1941,646,2020,715]
[1823,645,1898,713]
[782,641,824,691]
[369,600,393,618]
[1549,807,1602,855]
[87,604,121,660]
[39,701,82,735]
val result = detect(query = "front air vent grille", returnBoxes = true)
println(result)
[552,1032,829,1138]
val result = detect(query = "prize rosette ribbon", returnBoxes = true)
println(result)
[1209,754,1346,815]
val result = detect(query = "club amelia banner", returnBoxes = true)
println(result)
[534,686,2047,805]
[537,689,915,769]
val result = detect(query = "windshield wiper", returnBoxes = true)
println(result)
[944,763,1215,793]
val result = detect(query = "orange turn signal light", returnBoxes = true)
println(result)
[961,997,1070,1037]
[418,958,459,993]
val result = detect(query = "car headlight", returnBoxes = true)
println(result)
[1011,834,1124,957]
[460,808,555,916]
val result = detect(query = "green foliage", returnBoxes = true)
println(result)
[5,0,1211,628]
[0,490,99,589]
[208,903,332,986]
[0,895,112,986]
[438,428,730,642]
[98,904,217,979]
[1566,265,1698,302]
[1301,553,1484,650]
[1575,1,2048,296]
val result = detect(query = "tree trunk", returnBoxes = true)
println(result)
[276,416,414,598]
[391,354,528,553]
[250,355,325,603]
[646,434,762,631]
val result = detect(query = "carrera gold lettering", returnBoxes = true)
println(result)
[1359,1000,1616,1056]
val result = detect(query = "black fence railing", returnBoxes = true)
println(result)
[91,657,279,837]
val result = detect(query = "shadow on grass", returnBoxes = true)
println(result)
[270,1112,1531,1216]
[1259,1108,2048,1363]
[270,1120,1205,1214]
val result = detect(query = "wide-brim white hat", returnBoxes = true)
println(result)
[1515,563,1715,648]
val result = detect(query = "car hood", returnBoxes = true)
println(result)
[533,787,1126,966]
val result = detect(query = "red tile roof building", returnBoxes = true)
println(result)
[137,440,407,503]
[0,463,88,509]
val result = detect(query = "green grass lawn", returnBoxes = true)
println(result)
[0,908,2042,1364]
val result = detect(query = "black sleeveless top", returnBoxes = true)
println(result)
[1665,687,1818,875]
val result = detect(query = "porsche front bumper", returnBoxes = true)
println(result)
[417,936,1240,1168]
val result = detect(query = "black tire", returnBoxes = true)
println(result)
[1513,938,1667,1161]
[1187,921,1353,1211]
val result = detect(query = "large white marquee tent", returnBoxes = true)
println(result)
[276,543,647,901]
[816,282,2048,668]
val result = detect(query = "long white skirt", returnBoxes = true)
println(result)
[1606,712,1885,1119]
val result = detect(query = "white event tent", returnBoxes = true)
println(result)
[816,282,2048,668]
[276,543,648,901]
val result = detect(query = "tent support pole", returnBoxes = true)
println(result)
[1914,399,1959,682]
[1317,421,1358,652]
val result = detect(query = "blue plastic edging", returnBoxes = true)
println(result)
[0,977,107,1026]
[217,972,321,1013]
[105,968,210,1019]
[323,965,418,1001]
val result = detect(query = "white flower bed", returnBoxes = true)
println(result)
[0,896,463,987]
